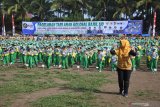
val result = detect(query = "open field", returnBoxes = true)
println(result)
[0,59,160,107]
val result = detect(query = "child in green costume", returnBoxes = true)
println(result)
[33,49,38,67]
[19,47,23,63]
[110,54,118,72]
[106,48,112,67]
[54,46,61,67]
[146,48,152,70]
[92,48,98,64]
[27,48,34,68]
[9,47,16,65]
[135,46,142,69]
[131,56,136,72]
[97,49,104,72]
[61,46,68,69]
[88,50,93,66]
[22,48,27,65]
[2,48,10,66]
[83,50,89,69]
[131,47,136,71]
[150,48,159,72]
[38,48,43,63]
[0,46,2,60]
[76,47,82,65]
[68,45,74,67]
[45,47,52,69]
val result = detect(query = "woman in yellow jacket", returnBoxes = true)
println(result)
[110,38,136,97]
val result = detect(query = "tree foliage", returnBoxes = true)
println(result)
[0,0,160,33]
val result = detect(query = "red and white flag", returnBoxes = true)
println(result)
[2,14,6,36]
[153,11,156,37]
[12,14,15,36]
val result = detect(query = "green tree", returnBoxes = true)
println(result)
[7,0,31,21]
[51,0,91,21]
[113,0,138,19]
[136,0,160,33]
[30,0,51,21]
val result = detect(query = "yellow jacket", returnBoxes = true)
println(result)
[115,39,132,70]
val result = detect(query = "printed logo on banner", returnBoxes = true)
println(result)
[22,22,34,30]
[22,23,28,28]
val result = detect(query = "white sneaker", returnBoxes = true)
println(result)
[59,65,62,68]
[154,69,157,72]
[133,68,136,72]
[25,64,29,67]
[77,66,80,69]
[42,64,45,68]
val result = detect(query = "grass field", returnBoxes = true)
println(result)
[0,58,160,107]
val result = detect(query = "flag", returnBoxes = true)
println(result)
[2,14,6,36]
[12,14,15,36]
[153,11,156,37]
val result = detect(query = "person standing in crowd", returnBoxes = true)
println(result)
[2,48,10,66]
[61,46,68,69]
[150,48,159,72]
[110,53,118,72]
[97,49,105,72]
[135,46,142,69]
[110,36,137,97]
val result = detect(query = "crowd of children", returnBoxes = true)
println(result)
[0,36,159,72]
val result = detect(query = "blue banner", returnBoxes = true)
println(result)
[22,20,143,35]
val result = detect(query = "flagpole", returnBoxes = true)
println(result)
[2,14,6,36]
[12,14,15,36]
[153,11,156,37]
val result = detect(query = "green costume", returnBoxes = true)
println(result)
[38,49,43,63]
[45,49,52,69]
[83,52,89,69]
[150,49,159,72]
[131,56,136,71]
[9,48,15,64]
[61,48,68,69]
[111,55,117,72]
[0,47,2,60]
[33,50,38,66]
[27,51,34,68]
[2,50,9,65]
[68,48,74,67]
[54,48,61,66]
[97,50,104,72]
[135,49,141,69]
[22,50,27,64]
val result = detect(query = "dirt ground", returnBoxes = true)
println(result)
[0,62,160,107]
[10,70,160,107]
[96,70,160,107]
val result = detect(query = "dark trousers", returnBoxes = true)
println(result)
[117,68,132,95]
